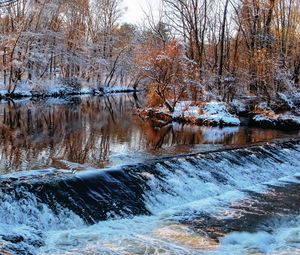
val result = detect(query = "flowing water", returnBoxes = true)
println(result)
[0,94,300,255]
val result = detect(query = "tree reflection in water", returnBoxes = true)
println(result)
[0,94,298,173]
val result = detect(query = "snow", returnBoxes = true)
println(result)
[203,102,241,125]
[172,101,240,126]
[80,86,94,94]
[203,102,228,115]
[253,111,300,128]
[0,89,7,96]
[172,101,200,118]
[253,115,272,122]
[278,92,295,109]
[0,83,31,97]
[280,112,300,125]
[231,99,246,114]
[14,84,32,97]
[0,80,136,98]
[33,82,70,95]
[103,86,136,93]
[257,102,270,111]
[0,80,72,97]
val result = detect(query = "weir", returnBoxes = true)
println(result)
[1,139,300,254]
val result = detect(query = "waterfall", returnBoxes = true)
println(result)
[1,139,300,254]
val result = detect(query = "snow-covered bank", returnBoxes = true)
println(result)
[251,112,300,129]
[0,81,139,99]
[246,99,300,129]
[140,101,241,127]
[226,96,300,130]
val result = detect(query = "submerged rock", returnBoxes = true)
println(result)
[2,235,24,244]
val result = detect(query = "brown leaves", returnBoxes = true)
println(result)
[144,40,197,112]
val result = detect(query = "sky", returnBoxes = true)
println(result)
[121,0,161,25]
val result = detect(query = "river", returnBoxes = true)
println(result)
[0,94,300,255]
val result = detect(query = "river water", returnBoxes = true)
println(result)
[0,94,300,255]
[0,94,298,173]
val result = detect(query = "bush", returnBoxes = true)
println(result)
[61,77,82,93]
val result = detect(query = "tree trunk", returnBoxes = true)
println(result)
[218,0,230,90]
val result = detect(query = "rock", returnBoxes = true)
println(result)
[250,115,277,128]
[251,112,300,130]
[138,109,173,124]
[139,102,241,128]
[2,235,24,244]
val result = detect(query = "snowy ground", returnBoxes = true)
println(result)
[252,112,300,128]
[142,101,241,127]
[249,99,300,128]
[0,81,137,98]
[172,101,240,126]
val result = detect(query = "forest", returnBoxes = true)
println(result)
[0,0,300,126]
[0,0,300,98]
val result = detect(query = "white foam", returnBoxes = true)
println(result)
[3,143,300,254]
[213,217,300,255]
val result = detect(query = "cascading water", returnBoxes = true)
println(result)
[1,139,300,254]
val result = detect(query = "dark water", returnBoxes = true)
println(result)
[0,94,299,173]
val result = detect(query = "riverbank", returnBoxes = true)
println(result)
[138,101,241,128]
[0,81,139,100]
[139,96,300,130]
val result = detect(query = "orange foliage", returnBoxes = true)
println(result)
[144,40,197,112]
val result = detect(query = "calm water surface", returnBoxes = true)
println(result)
[0,93,298,173]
